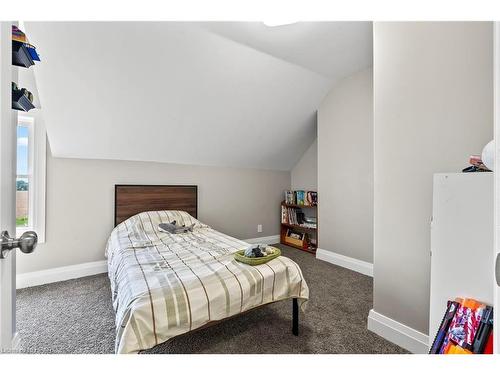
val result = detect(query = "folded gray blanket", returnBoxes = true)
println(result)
[158,221,195,234]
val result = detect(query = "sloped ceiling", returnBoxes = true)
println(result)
[201,22,373,79]
[25,22,372,170]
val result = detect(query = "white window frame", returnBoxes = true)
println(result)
[16,114,46,243]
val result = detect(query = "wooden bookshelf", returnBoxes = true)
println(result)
[280,198,317,254]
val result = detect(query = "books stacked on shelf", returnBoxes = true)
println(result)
[429,298,493,354]
[281,205,317,229]
[284,190,318,206]
[282,205,298,224]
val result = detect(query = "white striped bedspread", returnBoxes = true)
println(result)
[105,210,309,354]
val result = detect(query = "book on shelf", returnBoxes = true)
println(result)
[306,191,318,206]
[284,190,294,205]
[283,190,318,206]
[296,190,305,205]
[281,205,288,224]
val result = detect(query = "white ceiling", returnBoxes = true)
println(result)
[25,22,372,170]
[201,22,373,79]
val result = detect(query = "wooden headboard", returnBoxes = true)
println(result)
[114,185,198,226]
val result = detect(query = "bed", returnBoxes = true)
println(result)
[106,185,309,354]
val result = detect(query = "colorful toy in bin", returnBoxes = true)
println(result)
[430,297,493,354]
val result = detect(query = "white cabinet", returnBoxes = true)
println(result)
[429,173,494,347]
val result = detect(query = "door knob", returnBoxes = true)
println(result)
[0,230,37,259]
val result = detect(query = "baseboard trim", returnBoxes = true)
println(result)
[316,248,373,277]
[243,235,280,245]
[368,309,429,354]
[16,260,108,289]
[12,332,20,352]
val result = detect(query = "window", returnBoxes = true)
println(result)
[16,122,31,229]
[15,115,46,242]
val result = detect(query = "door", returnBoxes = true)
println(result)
[495,22,500,354]
[0,21,17,353]
[0,21,37,353]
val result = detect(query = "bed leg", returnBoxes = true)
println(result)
[292,298,299,336]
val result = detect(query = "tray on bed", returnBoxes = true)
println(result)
[234,247,281,265]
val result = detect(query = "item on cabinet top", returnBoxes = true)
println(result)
[462,154,491,173]
[481,140,494,172]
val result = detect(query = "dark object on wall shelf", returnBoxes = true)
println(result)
[12,41,35,68]
[12,88,35,112]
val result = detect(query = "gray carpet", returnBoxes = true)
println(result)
[16,245,408,354]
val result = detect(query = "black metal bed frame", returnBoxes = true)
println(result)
[292,298,299,336]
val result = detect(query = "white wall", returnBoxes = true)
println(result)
[291,139,317,191]
[317,68,373,263]
[373,22,493,335]
[17,151,290,274]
